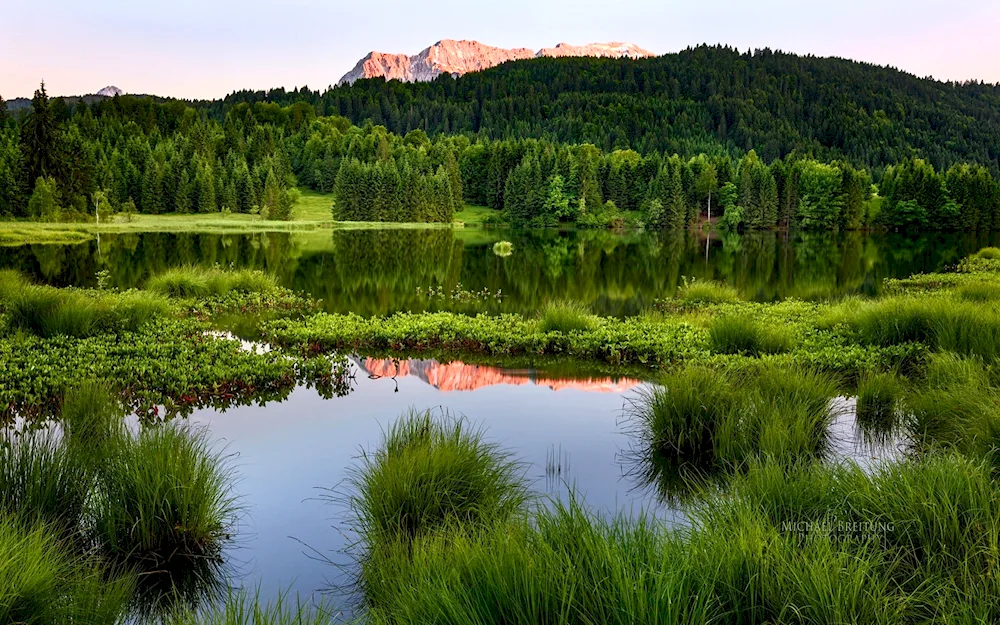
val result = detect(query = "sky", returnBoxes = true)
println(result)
[2,0,999,100]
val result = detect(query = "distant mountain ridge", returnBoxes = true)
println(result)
[337,39,654,85]
[6,86,124,112]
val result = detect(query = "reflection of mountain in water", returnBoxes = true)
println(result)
[357,358,640,393]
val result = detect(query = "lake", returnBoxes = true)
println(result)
[1,228,996,315]
[0,227,953,618]
[179,354,897,618]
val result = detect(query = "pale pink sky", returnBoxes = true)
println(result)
[2,0,998,100]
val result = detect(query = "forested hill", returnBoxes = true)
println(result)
[212,45,1000,175]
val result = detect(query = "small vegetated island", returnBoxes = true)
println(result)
[4,46,1000,623]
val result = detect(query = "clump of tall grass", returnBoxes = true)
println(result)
[848,296,1000,360]
[91,422,238,571]
[975,247,1000,260]
[4,285,168,338]
[165,588,335,625]
[349,410,528,546]
[956,281,1000,301]
[146,266,278,298]
[708,315,793,356]
[677,279,740,303]
[363,500,713,625]
[0,513,134,625]
[627,366,837,496]
[0,428,89,533]
[904,354,1000,460]
[538,300,599,333]
[855,371,906,439]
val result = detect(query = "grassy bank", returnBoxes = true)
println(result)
[0,189,492,245]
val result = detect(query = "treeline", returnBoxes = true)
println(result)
[4,83,1000,231]
[210,45,1000,176]
[287,119,461,222]
[0,85,298,220]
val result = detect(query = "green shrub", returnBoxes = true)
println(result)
[709,315,793,356]
[538,301,599,333]
[91,422,237,570]
[492,241,513,257]
[677,279,740,304]
[975,247,1000,260]
[349,410,528,546]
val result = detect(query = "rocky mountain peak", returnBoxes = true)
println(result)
[338,39,654,85]
[96,86,123,97]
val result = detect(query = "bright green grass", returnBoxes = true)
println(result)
[538,301,600,333]
[0,514,135,625]
[677,279,740,303]
[165,588,335,625]
[454,204,501,227]
[91,422,238,570]
[3,284,170,338]
[348,410,528,547]
[145,267,278,298]
[291,187,336,222]
[709,314,794,356]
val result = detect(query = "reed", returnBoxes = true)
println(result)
[677,279,740,304]
[146,266,278,298]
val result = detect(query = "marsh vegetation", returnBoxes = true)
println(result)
[3,239,1000,621]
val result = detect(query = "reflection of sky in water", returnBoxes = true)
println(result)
[185,361,906,613]
[187,362,666,609]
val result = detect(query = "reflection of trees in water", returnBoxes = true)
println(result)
[2,230,999,316]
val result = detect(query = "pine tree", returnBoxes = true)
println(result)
[21,82,62,184]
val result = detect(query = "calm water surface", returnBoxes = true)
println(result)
[178,355,897,617]
[1,228,996,315]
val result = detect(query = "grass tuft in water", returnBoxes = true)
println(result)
[709,315,793,356]
[91,421,238,572]
[538,300,599,333]
[855,371,906,440]
[975,247,1000,260]
[349,410,528,546]
[627,366,837,497]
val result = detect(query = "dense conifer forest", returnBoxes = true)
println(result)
[2,45,1000,230]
